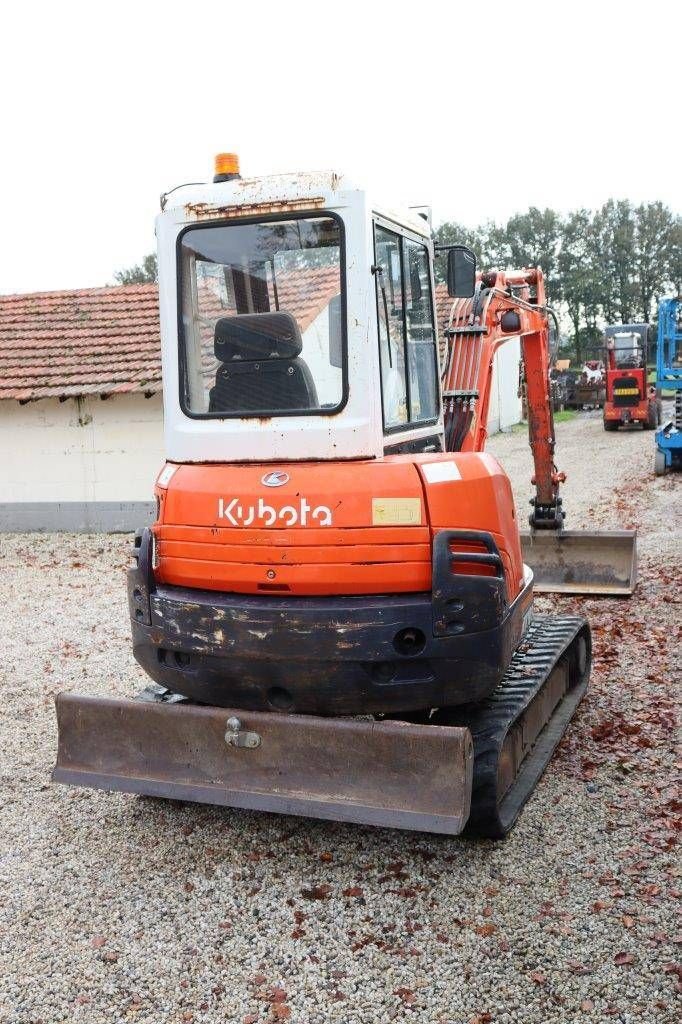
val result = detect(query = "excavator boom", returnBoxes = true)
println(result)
[441,268,636,595]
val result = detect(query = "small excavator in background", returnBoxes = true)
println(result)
[53,156,636,838]
[602,323,660,431]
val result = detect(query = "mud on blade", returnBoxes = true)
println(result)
[53,694,474,835]
[521,530,637,596]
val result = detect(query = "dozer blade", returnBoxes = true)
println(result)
[53,693,473,835]
[520,529,637,596]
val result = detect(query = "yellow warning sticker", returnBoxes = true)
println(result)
[614,388,639,395]
[372,498,422,526]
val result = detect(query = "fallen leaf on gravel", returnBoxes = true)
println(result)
[394,987,415,1005]
[580,1000,594,1011]
[301,883,332,900]
[469,1014,492,1024]
[90,936,107,948]
[243,1016,258,1024]
[272,1006,291,1020]
[101,951,119,963]
[391,880,417,897]
[614,951,635,966]
[319,851,333,862]
[265,987,287,1003]
[567,960,593,975]
[530,971,546,985]
[622,915,635,928]
[475,923,496,937]
[342,886,363,897]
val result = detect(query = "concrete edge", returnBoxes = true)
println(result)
[0,502,156,533]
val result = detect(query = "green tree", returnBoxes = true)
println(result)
[665,214,682,297]
[433,221,483,282]
[557,210,598,364]
[633,202,671,322]
[114,253,158,285]
[505,208,563,303]
[592,200,638,323]
[478,222,512,271]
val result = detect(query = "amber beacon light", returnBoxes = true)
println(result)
[213,152,241,182]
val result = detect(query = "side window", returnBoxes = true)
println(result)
[404,240,438,422]
[374,224,439,431]
[374,227,408,428]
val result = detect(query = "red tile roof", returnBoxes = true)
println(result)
[0,284,161,401]
[0,279,454,402]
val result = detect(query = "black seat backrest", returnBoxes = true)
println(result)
[208,312,318,414]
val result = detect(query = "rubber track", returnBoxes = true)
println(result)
[440,615,591,838]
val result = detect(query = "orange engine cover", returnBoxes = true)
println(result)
[154,453,524,600]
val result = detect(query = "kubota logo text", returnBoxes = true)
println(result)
[217,497,333,527]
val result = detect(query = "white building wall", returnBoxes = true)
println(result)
[487,338,522,435]
[0,357,520,531]
[0,393,164,529]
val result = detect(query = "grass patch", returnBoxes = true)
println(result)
[506,409,577,435]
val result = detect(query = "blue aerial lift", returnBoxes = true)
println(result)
[655,297,682,474]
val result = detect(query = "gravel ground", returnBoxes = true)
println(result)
[1,412,680,1024]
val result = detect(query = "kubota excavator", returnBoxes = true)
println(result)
[53,155,636,837]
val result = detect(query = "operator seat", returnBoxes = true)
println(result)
[209,311,318,413]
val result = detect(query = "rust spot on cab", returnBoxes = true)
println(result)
[185,197,326,221]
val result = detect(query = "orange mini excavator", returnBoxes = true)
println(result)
[53,156,636,837]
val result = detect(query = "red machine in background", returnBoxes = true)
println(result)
[603,324,659,431]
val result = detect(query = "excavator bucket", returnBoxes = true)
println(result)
[53,693,474,835]
[520,529,637,596]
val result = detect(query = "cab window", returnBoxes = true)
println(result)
[178,215,345,418]
[373,224,439,432]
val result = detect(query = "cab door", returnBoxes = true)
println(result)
[372,220,441,454]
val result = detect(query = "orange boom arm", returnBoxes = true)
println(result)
[441,267,565,530]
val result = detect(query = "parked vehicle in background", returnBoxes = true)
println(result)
[549,357,605,411]
[602,324,659,431]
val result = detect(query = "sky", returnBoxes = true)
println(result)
[1,0,678,295]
